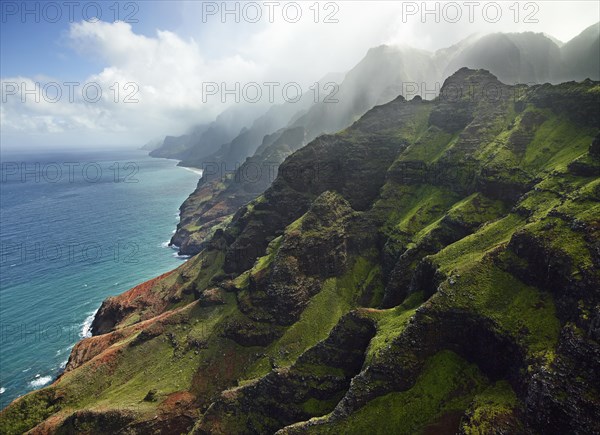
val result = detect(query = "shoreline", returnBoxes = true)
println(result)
[0,154,200,410]
[149,153,205,175]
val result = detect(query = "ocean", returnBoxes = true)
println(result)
[0,149,201,409]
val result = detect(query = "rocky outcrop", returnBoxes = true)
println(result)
[195,312,376,434]
[525,325,600,434]
[527,80,600,128]
[47,410,137,434]
[90,270,181,335]
[236,191,355,325]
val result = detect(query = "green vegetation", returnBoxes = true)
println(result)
[364,292,423,364]
[372,183,459,255]
[249,236,283,276]
[242,257,382,380]
[300,396,345,417]
[308,351,489,435]
[193,249,226,290]
[396,127,456,163]
[0,390,61,435]
[460,381,522,434]
[433,259,560,359]
[57,302,229,410]
[444,193,508,229]
[432,214,523,272]
[522,113,594,172]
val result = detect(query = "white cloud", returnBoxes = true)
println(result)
[1,4,408,150]
[1,20,267,149]
[1,1,598,150]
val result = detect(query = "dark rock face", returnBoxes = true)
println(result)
[591,134,600,159]
[198,288,225,306]
[429,99,474,133]
[52,395,198,434]
[525,326,600,435]
[527,80,600,128]
[507,228,599,328]
[221,318,283,347]
[569,158,600,177]
[429,68,505,133]
[382,209,493,308]
[54,410,137,434]
[90,296,132,336]
[223,186,311,274]
[238,191,355,326]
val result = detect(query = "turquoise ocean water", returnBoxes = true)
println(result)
[0,149,200,408]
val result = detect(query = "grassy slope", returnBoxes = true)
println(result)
[306,350,492,435]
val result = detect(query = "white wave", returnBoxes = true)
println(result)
[29,375,52,388]
[22,367,31,373]
[171,229,176,234]
[59,359,68,369]
[0,387,5,394]
[80,310,98,339]
[56,345,73,356]
[181,167,203,176]
[172,253,191,260]
[160,240,171,248]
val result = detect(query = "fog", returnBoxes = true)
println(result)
[1,1,598,150]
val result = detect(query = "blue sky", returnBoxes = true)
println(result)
[1,1,599,150]
[1,2,186,79]
[1,1,279,79]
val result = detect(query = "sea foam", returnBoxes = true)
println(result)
[29,375,52,388]
[80,310,98,339]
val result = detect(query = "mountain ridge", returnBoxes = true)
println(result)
[165,25,599,256]
[2,67,598,434]
[153,24,599,169]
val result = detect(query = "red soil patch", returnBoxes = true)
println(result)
[158,391,196,413]
[65,301,199,374]
[115,270,174,307]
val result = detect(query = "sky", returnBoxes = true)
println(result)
[1,1,599,150]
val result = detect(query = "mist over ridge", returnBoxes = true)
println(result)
[152,23,599,170]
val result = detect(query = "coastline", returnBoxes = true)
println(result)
[150,154,205,176]
[0,152,201,409]
[63,156,201,375]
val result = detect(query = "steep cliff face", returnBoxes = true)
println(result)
[2,69,598,434]
[150,106,263,161]
[171,126,306,255]
[168,27,599,256]
[561,22,600,82]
